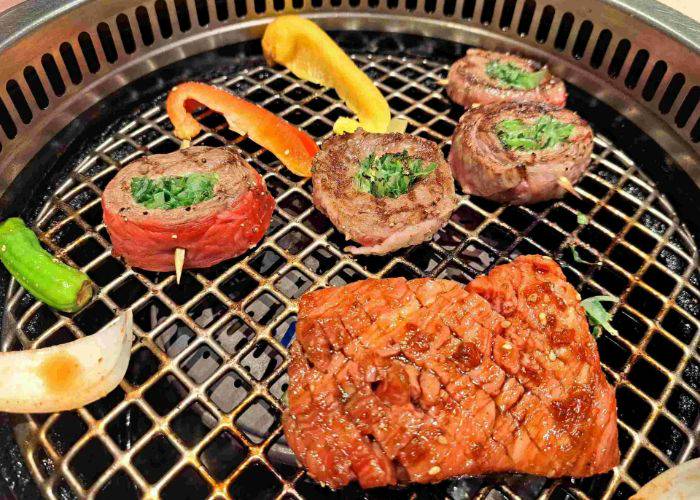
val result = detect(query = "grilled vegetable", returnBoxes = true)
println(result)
[262,15,391,133]
[0,312,133,413]
[0,218,92,312]
[580,295,617,337]
[166,82,319,177]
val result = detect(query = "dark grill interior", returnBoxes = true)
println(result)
[0,31,698,499]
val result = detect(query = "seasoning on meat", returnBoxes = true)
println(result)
[102,146,274,271]
[283,255,619,489]
[312,130,458,255]
[449,102,593,204]
[447,49,567,108]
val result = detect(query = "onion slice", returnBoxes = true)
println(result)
[631,458,700,499]
[0,311,133,413]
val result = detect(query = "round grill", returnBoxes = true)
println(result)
[3,39,698,498]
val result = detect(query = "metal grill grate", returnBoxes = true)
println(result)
[4,49,699,499]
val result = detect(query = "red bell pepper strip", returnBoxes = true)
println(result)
[166,82,319,177]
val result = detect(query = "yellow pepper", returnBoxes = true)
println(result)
[262,15,391,133]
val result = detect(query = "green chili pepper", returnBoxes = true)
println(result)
[0,218,92,312]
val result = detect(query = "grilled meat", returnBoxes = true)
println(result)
[283,255,619,489]
[449,102,594,204]
[312,130,458,255]
[447,49,567,108]
[102,146,274,271]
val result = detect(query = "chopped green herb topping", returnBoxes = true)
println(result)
[496,115,574,151]
[576,212,588,225]
[131,173,219,210]
[485,60,546,90]
[354,150,437,199]
[580,295,618,338]
[569,246,597,265]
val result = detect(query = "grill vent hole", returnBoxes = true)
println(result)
[443,0,455,17]
[6,80,32,124]
[517,0,536,35]
[78,32,100,74]
[214,0,228,20]
[691,117,700,143]
[590,28,611,69]
[155,0,174,38]
[659,73,685,114]
[480,0,496,24]
[536,5,555,44]
[97,22,118,63]
[608,38,630,78]
[59,42,83,84]
[116,14,136,54]
[462,0,477,20]
[572,20,593,59]
[273,0,284,11]
[0,98,17,139]
[255,0,267,14]
[195,0,210,25]
[174,0,192,32]
[625,49,649,89]
[675,86,699,128]
[425,0,438,14]
[554,12,574,51]
[293,0,303,8]
[499,0,517,29]
[136,7,155,46]
[23,66,49,109]
[235,0,247,18]
[642,60,667,101]
[40,53,65,96]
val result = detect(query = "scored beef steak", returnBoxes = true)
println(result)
[283,255,619,489]
[447,49,567,108]
[312,130,458,255]
[449,102,594,204]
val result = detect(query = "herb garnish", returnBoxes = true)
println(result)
[131,173,219,210]
[569,246,597,265]
[580,295,618,338]
[495,115,574,151]
[485,60,546,90]
[354,150,437,199]
[576,212,588,225]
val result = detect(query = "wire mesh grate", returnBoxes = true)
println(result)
[3,51,699,499]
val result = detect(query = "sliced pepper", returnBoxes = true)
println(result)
[262,15,391,133]
[166,82,319,177]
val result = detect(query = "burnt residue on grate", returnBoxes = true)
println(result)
[0,34,698,499]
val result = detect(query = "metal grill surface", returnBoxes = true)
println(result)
[4,51,699,499]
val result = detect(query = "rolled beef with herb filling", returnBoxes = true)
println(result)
[312,130,458,255]
[449,102,593,205]
[447,49,567,108]
[102,146,274,271]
